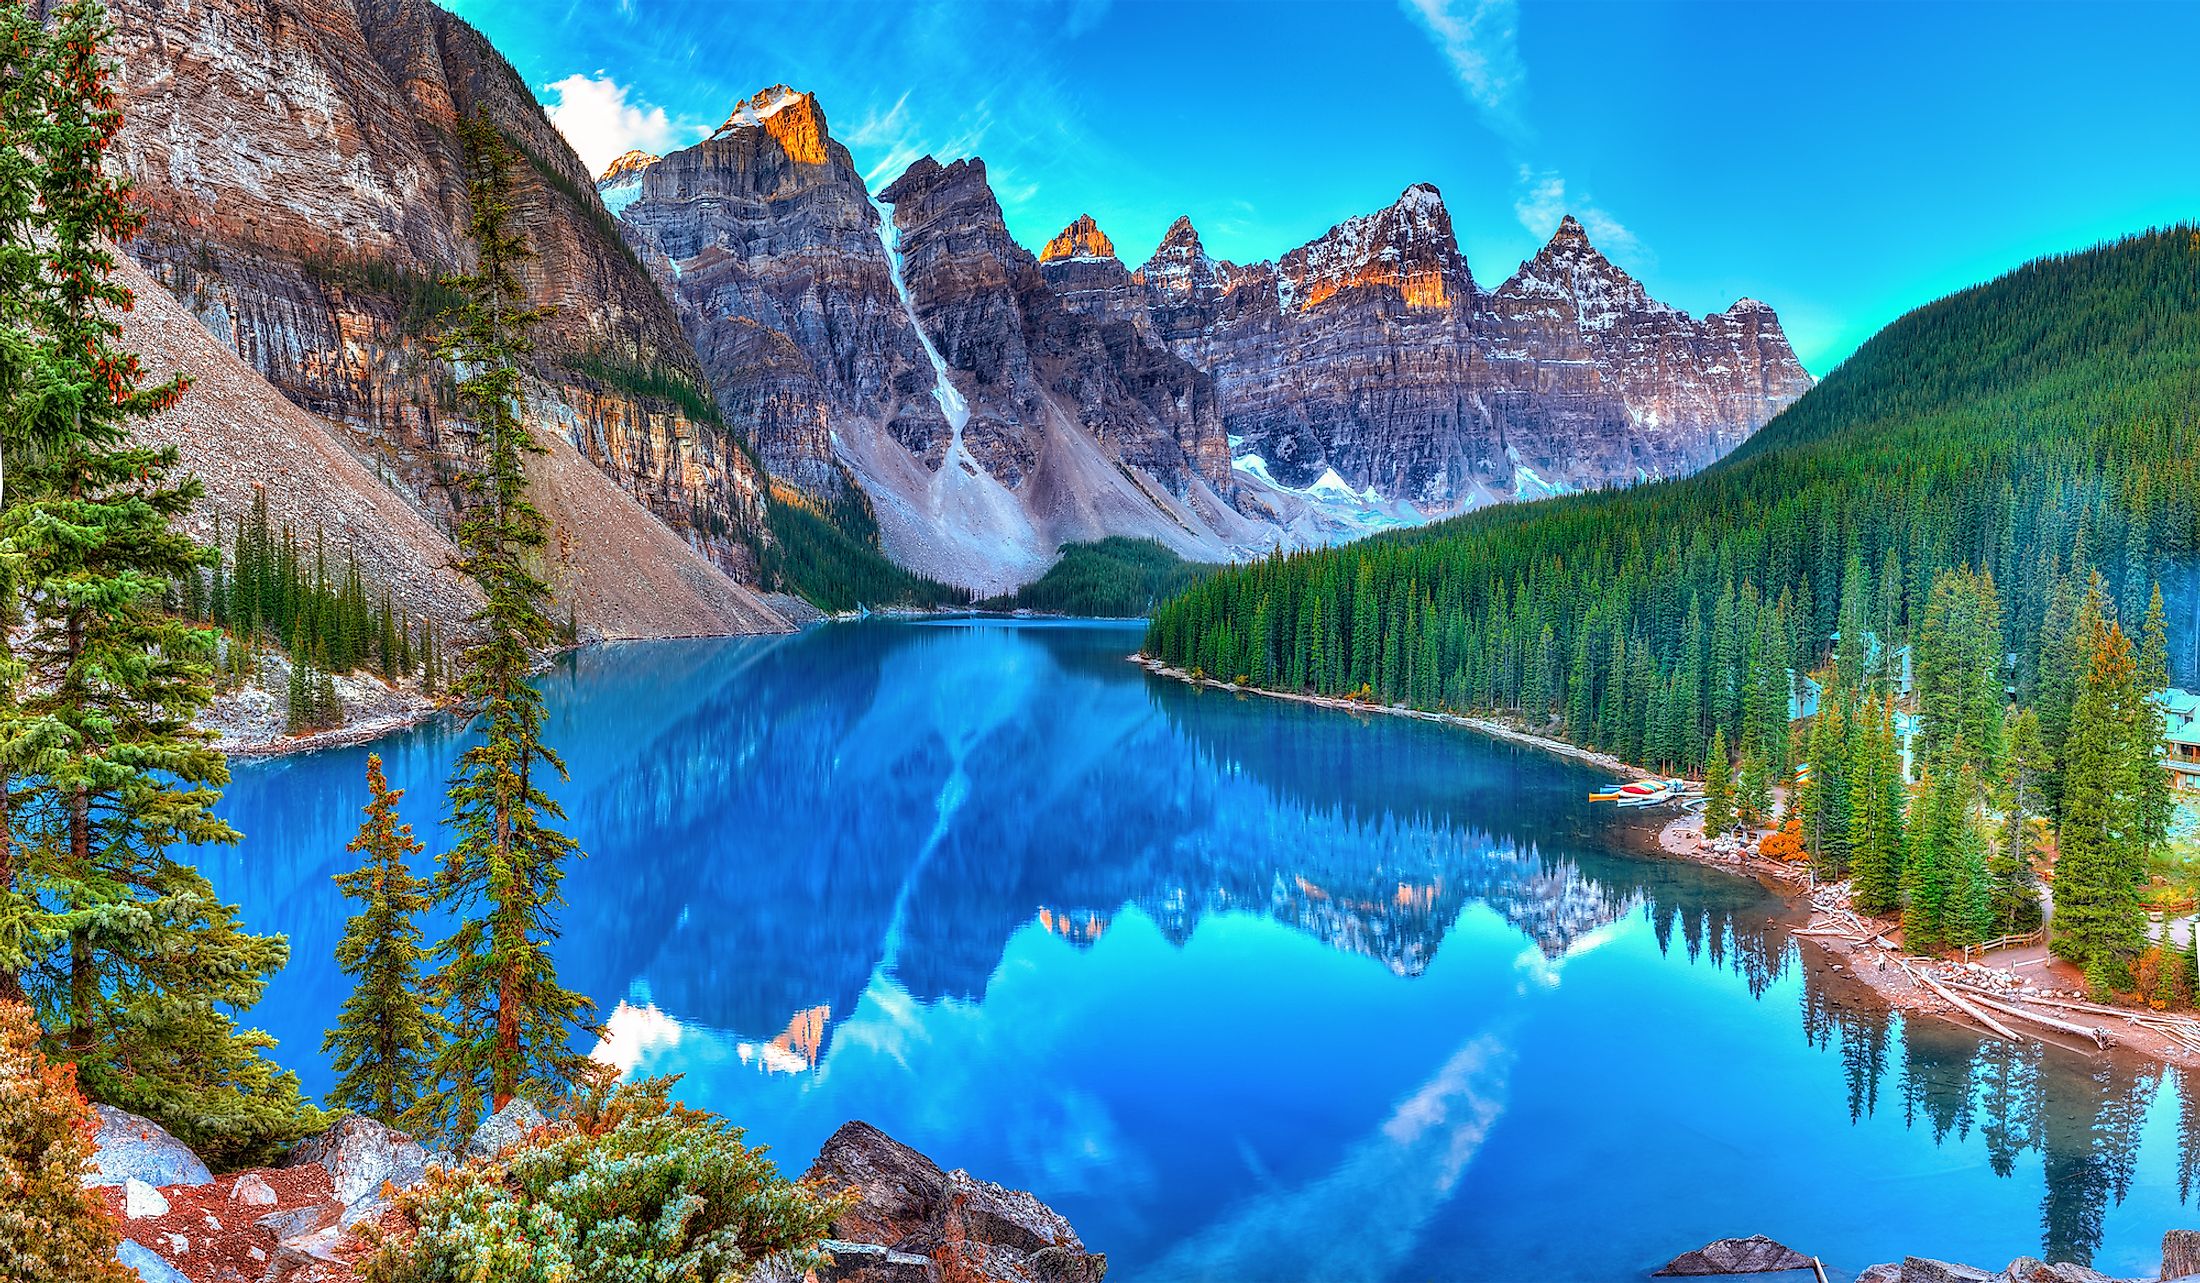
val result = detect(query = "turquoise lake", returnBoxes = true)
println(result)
[188,619,2200,1281]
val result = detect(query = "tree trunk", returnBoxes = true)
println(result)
[0,768,20,1005]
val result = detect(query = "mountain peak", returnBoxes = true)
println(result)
[597,149,660,186]
[711,85,828,164]
[1274,183,1467,312]
[1550,214,1591,249]
[1040,214,1116,263]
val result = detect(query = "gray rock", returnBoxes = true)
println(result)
[1856,1267,1901,1283]
[282,1114,429,1208]
[115,1238,190,1283]
[1994,1258,2046,1281]
[1653,1235,1815,1276]
[2167,1230,2200,1282]
[256,1205,336,1241]
[2028,1266,2115,1283]
[230,1171,279,1207]
[89,1105,211,1189]
[1899,1260,1996,1283]
[264,1223,348,1283]
[805,1120,1105,1283]
[812,1239,940,1282]
[464,1098,547,1160]
[123,1177,169,1219]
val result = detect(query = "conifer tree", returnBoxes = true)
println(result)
[1849,697,1907,917]
[2052,606,2153,982]
[1736,739,1771,827]
[424,111,595,1139]
[1702,727,1734,839]
[0,0,313,1167]
[1988,709,2046,935]
[325,755,440,1127]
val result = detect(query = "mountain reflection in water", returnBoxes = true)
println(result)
[191,620,2200,1281]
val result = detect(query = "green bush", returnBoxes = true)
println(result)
[358,1077,848,1283]
[0,1003,130,1283]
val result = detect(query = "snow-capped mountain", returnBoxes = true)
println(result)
[594,88,1812,590]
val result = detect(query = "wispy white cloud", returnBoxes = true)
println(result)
[1397,0,1526,141]
[541,71,702,177]
[1511,165,1644,259]
[1400,0,1650,267]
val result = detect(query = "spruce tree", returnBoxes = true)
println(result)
[1849,697,1907,917]
[325,755,440,1127]
[0,0,313,1167]
[424,111,596,1140]
[1988,709,2046,935]
[2052,607,2152,982]
[1702,727,1734,839]
[1736,739,1771,827]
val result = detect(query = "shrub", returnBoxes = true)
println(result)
[358,1077,849,1283]
[0,1002,131,1283]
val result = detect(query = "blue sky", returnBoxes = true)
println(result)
[446,0,2200,376]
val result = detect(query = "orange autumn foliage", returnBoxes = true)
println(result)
[1759,817,1808,863]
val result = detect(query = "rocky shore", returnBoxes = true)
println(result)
[1661,1233,2200,1283]
[92,1102,1102,1283]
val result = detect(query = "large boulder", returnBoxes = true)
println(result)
[281,1114,430,1210]
[2167,1230,2200,1282]
[1896,1261,1996,1283]
[805,1121,1105,1283]
[89,1105,211,1189]
[1654,1235,1815,1276]
[115,1238,190,1283]
[464,1098,547,1160]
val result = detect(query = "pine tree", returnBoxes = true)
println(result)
[2052,608,2152,982]
[1702,727,1734,839]
[424,112,596,1140]
[1849,697,1908,917]
[325,756,441,1128]
[1988,709,2046,935]
[0,0,314,1167]
[1736,739,1771,827]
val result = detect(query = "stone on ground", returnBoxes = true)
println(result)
[2166,1230,2200,1281]
[281,1113,431,1209]
[464,1097,547,1160]
[123,1176,170,1219]
[115,1238,191,1283]
[1653,1234,1814,1275]
[805,1119,1106,1283]
[89,1104,212,1189]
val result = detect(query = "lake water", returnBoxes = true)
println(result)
[189,619,2200,1281]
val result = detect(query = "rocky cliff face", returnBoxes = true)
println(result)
[611,89,1257,592]
[1117,193,1813,512]
[100,0,771,591]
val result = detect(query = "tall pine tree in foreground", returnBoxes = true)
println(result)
[0,0,312,1167]
[326,755,440,1128]
[425,111,595,1140]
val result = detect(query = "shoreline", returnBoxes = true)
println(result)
[1134,654,2200,1073]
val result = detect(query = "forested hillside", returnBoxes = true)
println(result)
[1146,227,2200,975]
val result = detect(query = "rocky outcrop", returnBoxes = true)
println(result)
[1654,1235,1814,1276]
[115,251,788,641]
[1118,191,1813,512]
[90,1106,213,1190]
[463,1097,547,1160]
[279,1115,430,1216]
[101,0,773,595]
[611,85,941,498]
[802,1121,1106,1283]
